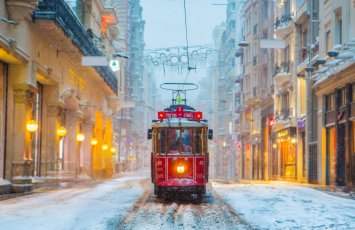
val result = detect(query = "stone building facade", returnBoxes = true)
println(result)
[0,0,120,193]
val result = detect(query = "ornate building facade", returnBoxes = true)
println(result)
[0,0,121,194]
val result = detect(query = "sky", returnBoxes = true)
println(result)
[141,0,226,49]
[140,0,226,107]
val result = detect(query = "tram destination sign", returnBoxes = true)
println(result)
[164,111,195,119]
[158,106,202,120]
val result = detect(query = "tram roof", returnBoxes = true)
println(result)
[152,119,208,128]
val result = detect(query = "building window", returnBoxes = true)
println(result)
[325,93,335,111]
[335,9,342,44]
[326,30,331,53]
[339,87,346,107]
[299,78,306,114]
[283,45,290,64]
[282,0,291,16]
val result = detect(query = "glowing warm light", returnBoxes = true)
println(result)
[195,112,202,120]
[110,147,116,153]
[102,144,108,150]
[129,155,135,159]
[272,143,277,149]
[177,165,185,173]
[158,112,166,120]
[57,126,67,137]
[291,138,297,144]
[91,138,98,146]
[26,120,38,133]
[76,133,85,142]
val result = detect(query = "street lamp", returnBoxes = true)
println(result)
[90,138,98,146]
[90,137,98,178]
[26,119,38,133]
[57,126,67,137]
[102,144,108,151]
[110,147,116,154]
[77,133,85,142]
[57,126,67,171]
[76,133,85,178]
[26,119,38,161]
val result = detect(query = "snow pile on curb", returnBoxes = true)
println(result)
[212,182,355,229]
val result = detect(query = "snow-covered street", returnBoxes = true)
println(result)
[1,171,355,230]
[119,186,248,230]
[213,182,355,230]
[0,172,147,230]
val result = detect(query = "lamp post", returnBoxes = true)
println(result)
[76,133,85,178]
[90,137,97,178]
[57,126,67,172]
[26,119,38,177]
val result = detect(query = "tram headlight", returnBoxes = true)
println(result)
[177,165,185,173]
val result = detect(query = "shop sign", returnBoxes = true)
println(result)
[297,119,305,129]
[278,130,288,138]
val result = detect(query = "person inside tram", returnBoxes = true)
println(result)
[168,129,180,154]
[182,129,192,153]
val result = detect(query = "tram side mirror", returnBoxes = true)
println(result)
[147,129,152,139]
[208,129,213,140]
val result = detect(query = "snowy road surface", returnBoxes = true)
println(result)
[0,172,147,230]
[118,185,248,230]
[1,171,355,230]
[213,182,355,230]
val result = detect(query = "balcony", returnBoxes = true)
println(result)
[274,14,293,38]
[234,73,243,83]
[294,0,308,25]
[244,88,259,107]
[274,62,292,86]
[273,108,295,130]
[32,0,118,93]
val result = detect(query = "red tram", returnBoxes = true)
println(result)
[148,104,213,197]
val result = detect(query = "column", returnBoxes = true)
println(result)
[43,105,60,178]
[63,109,81,176]
[11,84,37,192]
[82,121,94,177]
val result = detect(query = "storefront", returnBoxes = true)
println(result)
[273,127,297,180]
[323,83,355,189]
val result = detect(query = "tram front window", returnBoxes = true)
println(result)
[168,129,180,153]
[182,128,193,153]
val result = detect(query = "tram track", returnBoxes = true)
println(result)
[117,180,251,230]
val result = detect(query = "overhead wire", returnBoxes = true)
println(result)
[182,0,192,91]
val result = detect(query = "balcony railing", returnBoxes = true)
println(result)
[274,62,290,76]
[275,108,293,121]
[275,14,292,30]
[33,0,118,93]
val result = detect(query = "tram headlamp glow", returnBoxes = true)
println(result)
[177,165,185,173]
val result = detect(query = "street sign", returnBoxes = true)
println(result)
[260,39,285,49]
[82,56,108,66]
[109,60,120,72]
